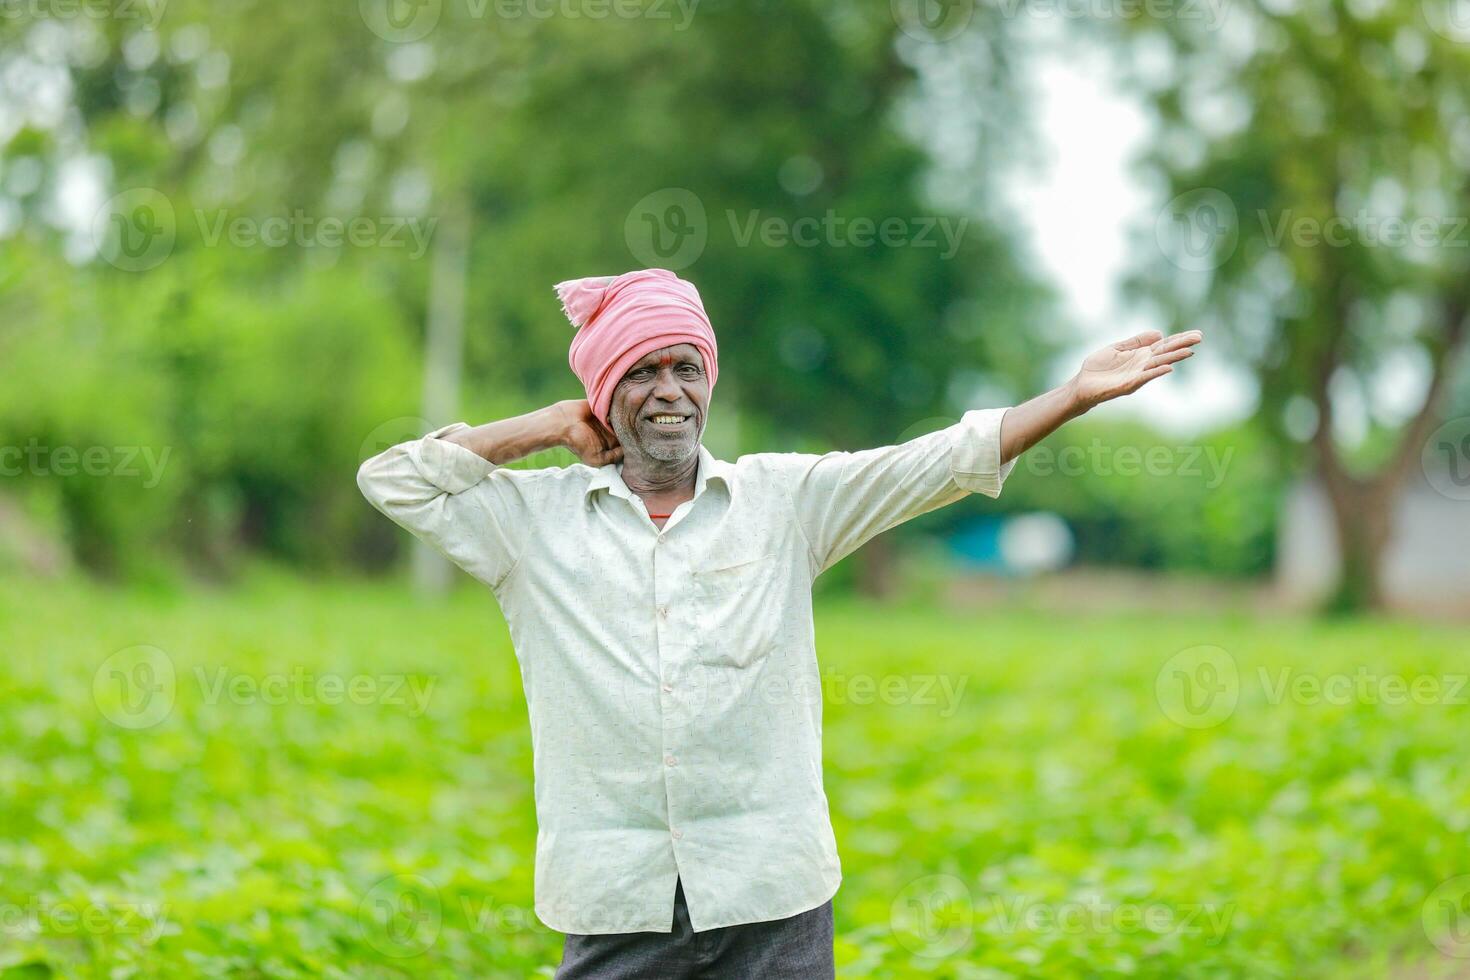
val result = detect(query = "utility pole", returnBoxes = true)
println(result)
[412,204,469,596]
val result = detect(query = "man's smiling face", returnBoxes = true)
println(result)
[607,343,709,464]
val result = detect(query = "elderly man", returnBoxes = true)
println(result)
[356,268,1201,978]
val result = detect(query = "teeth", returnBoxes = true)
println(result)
[650,415,687,424]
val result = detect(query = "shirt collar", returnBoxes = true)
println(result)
[583,443,734,506]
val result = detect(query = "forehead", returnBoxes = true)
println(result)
[627,344,703,372]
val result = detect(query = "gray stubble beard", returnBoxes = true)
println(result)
[610,414,703,465]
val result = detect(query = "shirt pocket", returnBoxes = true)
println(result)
[691,549,779,668]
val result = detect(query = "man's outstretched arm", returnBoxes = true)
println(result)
[1000,329,1203,463]
[781,328,1204,576]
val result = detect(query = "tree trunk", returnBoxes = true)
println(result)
[1320,476,1394,614]
[854,533,899,599]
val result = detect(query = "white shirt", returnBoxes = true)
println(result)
[356,407,1013,934]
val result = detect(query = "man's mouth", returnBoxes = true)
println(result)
[645,414,690,427]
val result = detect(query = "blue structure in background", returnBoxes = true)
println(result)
[947,516,1008,573]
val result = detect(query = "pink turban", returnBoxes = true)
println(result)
[555,268,719,427]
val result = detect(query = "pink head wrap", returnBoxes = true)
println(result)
[556,268,719,427]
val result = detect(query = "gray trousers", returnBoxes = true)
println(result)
[554,879,835,979]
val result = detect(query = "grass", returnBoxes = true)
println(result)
[2,570,1469,978]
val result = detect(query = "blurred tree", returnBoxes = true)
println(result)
[1116,0,1470,611]
[0,0,1054,591]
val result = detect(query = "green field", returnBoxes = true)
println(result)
[3,572,1469,978]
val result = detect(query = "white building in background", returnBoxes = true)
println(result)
[1277,476,1470,614]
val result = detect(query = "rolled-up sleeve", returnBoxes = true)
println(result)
[949,407,1015,497]
[782,407,1015,576]
[356,422,532,589]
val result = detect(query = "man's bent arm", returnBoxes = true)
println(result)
[443,400,622,469]
[357,416,555,590]
[441,403,572,464]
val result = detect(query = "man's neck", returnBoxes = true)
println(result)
[620,450,699,511]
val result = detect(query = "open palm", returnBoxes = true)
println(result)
[1073,329,1203,408]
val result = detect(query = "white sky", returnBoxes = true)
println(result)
[1004,33,1257,435]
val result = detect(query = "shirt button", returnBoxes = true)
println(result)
[662,682,674,694]
[665,755,677,767]
[672,828,683,840]
[657,605,669,619]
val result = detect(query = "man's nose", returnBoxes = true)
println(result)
[652,370,683,401]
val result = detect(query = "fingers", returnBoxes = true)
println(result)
[584,446,621,467]
[1114,330,1164,351]
[1150,329,1204,355]
[1135,364,1173,387]
[1147,347,1195,369]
